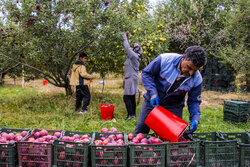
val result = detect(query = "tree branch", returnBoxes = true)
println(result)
[0,53,59,86]
[1,62,21,74]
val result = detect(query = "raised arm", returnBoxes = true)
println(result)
[122,32,136,59]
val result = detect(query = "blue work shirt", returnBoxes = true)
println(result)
[142,53,202,122]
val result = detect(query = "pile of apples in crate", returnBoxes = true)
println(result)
[93,127,125,146]
[27,129,61,143]
[0,130,29,165]
[127,133,162,144]
[0,127,195,167]
[128,133,164,166]
[93,127,126,166]
[61,133,92,143]
[19,129,62,167]
[56,132,92,166]
[0,130,28,143]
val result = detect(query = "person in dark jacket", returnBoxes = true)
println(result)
[70,52,95,114]
[134,46,207,134]
[122,32,143,120]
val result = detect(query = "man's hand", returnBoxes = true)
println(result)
[185,120,198,134]
[150,94,159,107]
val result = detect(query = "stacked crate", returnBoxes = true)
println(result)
[202,57,236,92]
[53,130,94,167]
[219,132,250,167]
[128,134,165,167]
[0,127,31,167]
[223,100,250,123]
[165,138,200,167]
[192,132,237,167]
[17,128,63,167]
[91,132,128,167]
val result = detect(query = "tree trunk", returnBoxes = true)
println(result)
[101,77,105,94]
[65,84,72,97]
[246,73,250,92]
[0,73,6,85]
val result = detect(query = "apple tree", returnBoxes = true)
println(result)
[154,0,235,53]
[218,0,250,90]
[0,0,142,95]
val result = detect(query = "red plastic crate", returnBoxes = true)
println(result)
[17,128,63,167]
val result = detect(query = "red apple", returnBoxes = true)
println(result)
[21,148,28,154]
[94,140,102,145]
[36,4,40,10]
[105,0,110,6]
[68,137,74,141]
[101,128,108,133]
[22,155,28,161]
[39,163,46,167]
[34,132,40,139]
[58,152,65,160]
[27,137,35,142]
[81,138,90,143]
[53,132,61,138]
[100,137,106,141]
[136,133,144,141]
[8,133,15,140]
[0,138,7,143]
[148,137,156,144]
[15,135,23,141]
[102,139,110,145]
[132,137,139,144]
[116,134,123,140]
[62,136,69,141]
[110,127,118,133]
[4,134,11,140]
[21,131,28,137]
[73,134,80,139]
[140,138,149,144]
[81,134,89,139]
[40,130,48,137]
[108,134,116,141]
[38,138,45,143]
[153,138,162,144]
[1,132,8,138]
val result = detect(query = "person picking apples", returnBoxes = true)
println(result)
[134,46,207,134]
[122,32,143,120]
[70,52,95,114]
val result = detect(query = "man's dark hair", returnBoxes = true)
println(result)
[184,46,207,67]
[79,52,87,58]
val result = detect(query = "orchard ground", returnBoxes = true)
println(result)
[0,74,249,134]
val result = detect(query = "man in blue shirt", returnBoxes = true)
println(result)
[134,46,207,134]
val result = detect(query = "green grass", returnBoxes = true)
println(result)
[0,86,249,134]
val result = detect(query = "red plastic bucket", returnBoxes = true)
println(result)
[43,80,47,85]
[100,104,114,120]
[145,106,188,142]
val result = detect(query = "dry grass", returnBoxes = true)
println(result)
[3,75,250,109]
